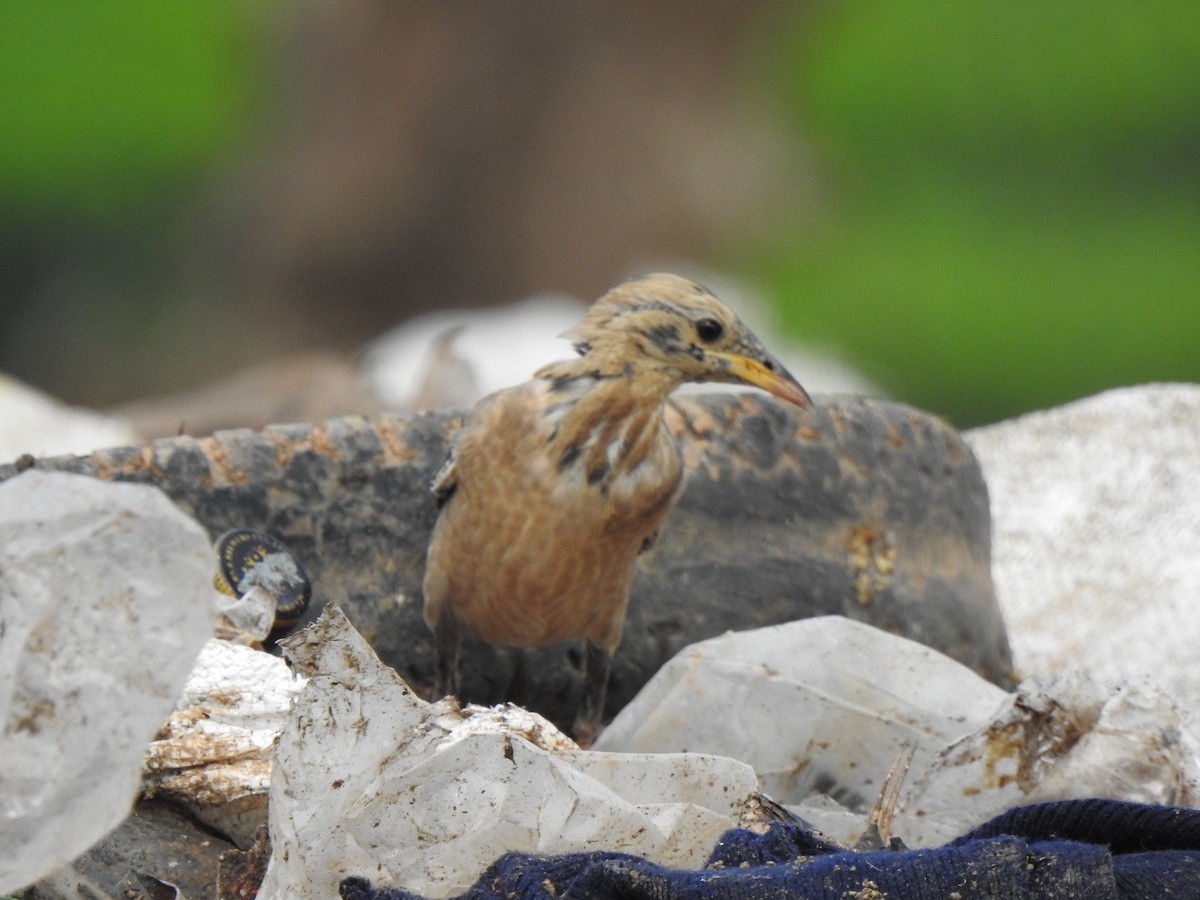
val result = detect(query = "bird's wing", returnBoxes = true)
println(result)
[430,451,458,509]
[430,394,500,509]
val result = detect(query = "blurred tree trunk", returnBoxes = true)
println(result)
[210,1,811,348]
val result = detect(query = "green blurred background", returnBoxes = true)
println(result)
[751,1,1200,424]
[1,1,1197,428]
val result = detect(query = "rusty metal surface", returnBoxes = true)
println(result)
[0,393,1011,730]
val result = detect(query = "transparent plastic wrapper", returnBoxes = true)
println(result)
[0,471,218,893]
[213,584,278,642]
[595,616,1010,809]
[908,671,1200,844]
[259,606,759,899]
[597,616,1200,847]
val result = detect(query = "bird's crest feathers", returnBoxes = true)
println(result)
[551,273,811,407]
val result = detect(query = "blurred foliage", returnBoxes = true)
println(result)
[747,1,1200,425]
[0,2,259,217]
[0,1,267,403]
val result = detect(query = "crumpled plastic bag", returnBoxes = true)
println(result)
[595,616,1010,813]
[259,606,760,899]
[0,471,217,893]
[595,616,1200,847]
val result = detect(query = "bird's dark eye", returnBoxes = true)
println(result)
[695,318,723,343]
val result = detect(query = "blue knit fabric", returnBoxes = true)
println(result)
[339,799,1200,900]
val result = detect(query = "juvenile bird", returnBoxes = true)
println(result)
[422,273,811,743]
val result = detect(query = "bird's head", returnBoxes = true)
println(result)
[562,273,812,407]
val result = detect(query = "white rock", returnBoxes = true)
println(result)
[259,606,759,899]
[0,471,218,893]
[0,372,137,461]
[966,383,1200,698]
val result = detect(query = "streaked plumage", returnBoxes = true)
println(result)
[423,273,810,742]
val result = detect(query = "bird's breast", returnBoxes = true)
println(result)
[423,388,683,650]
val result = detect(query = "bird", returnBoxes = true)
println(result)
[422,273,811,744]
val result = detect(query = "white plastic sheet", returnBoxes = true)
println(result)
[596,616,1200,847]
[967,383,1200,699]
[259,606,759,899]
[0,471,217,893]
[596,616,1010,811]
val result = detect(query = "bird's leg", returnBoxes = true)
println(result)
[503,646,528,703]
[573,639,612,747]
[432,610,462,700]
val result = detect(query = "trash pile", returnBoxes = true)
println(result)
[0,381,1197,898]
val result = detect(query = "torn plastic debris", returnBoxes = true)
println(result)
[143,638,306,848]
[258,605,760,899]
[214,585,278,642]
[212,528,313,642]
[966,383,1200,700]
[908,671,1200,842]
[0,470,218,894]
[595,617,1010,821]
[595,616,1200,848]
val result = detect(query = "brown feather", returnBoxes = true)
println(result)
[424,374,682,651]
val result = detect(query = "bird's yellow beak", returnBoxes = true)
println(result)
[715,352,813,408]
